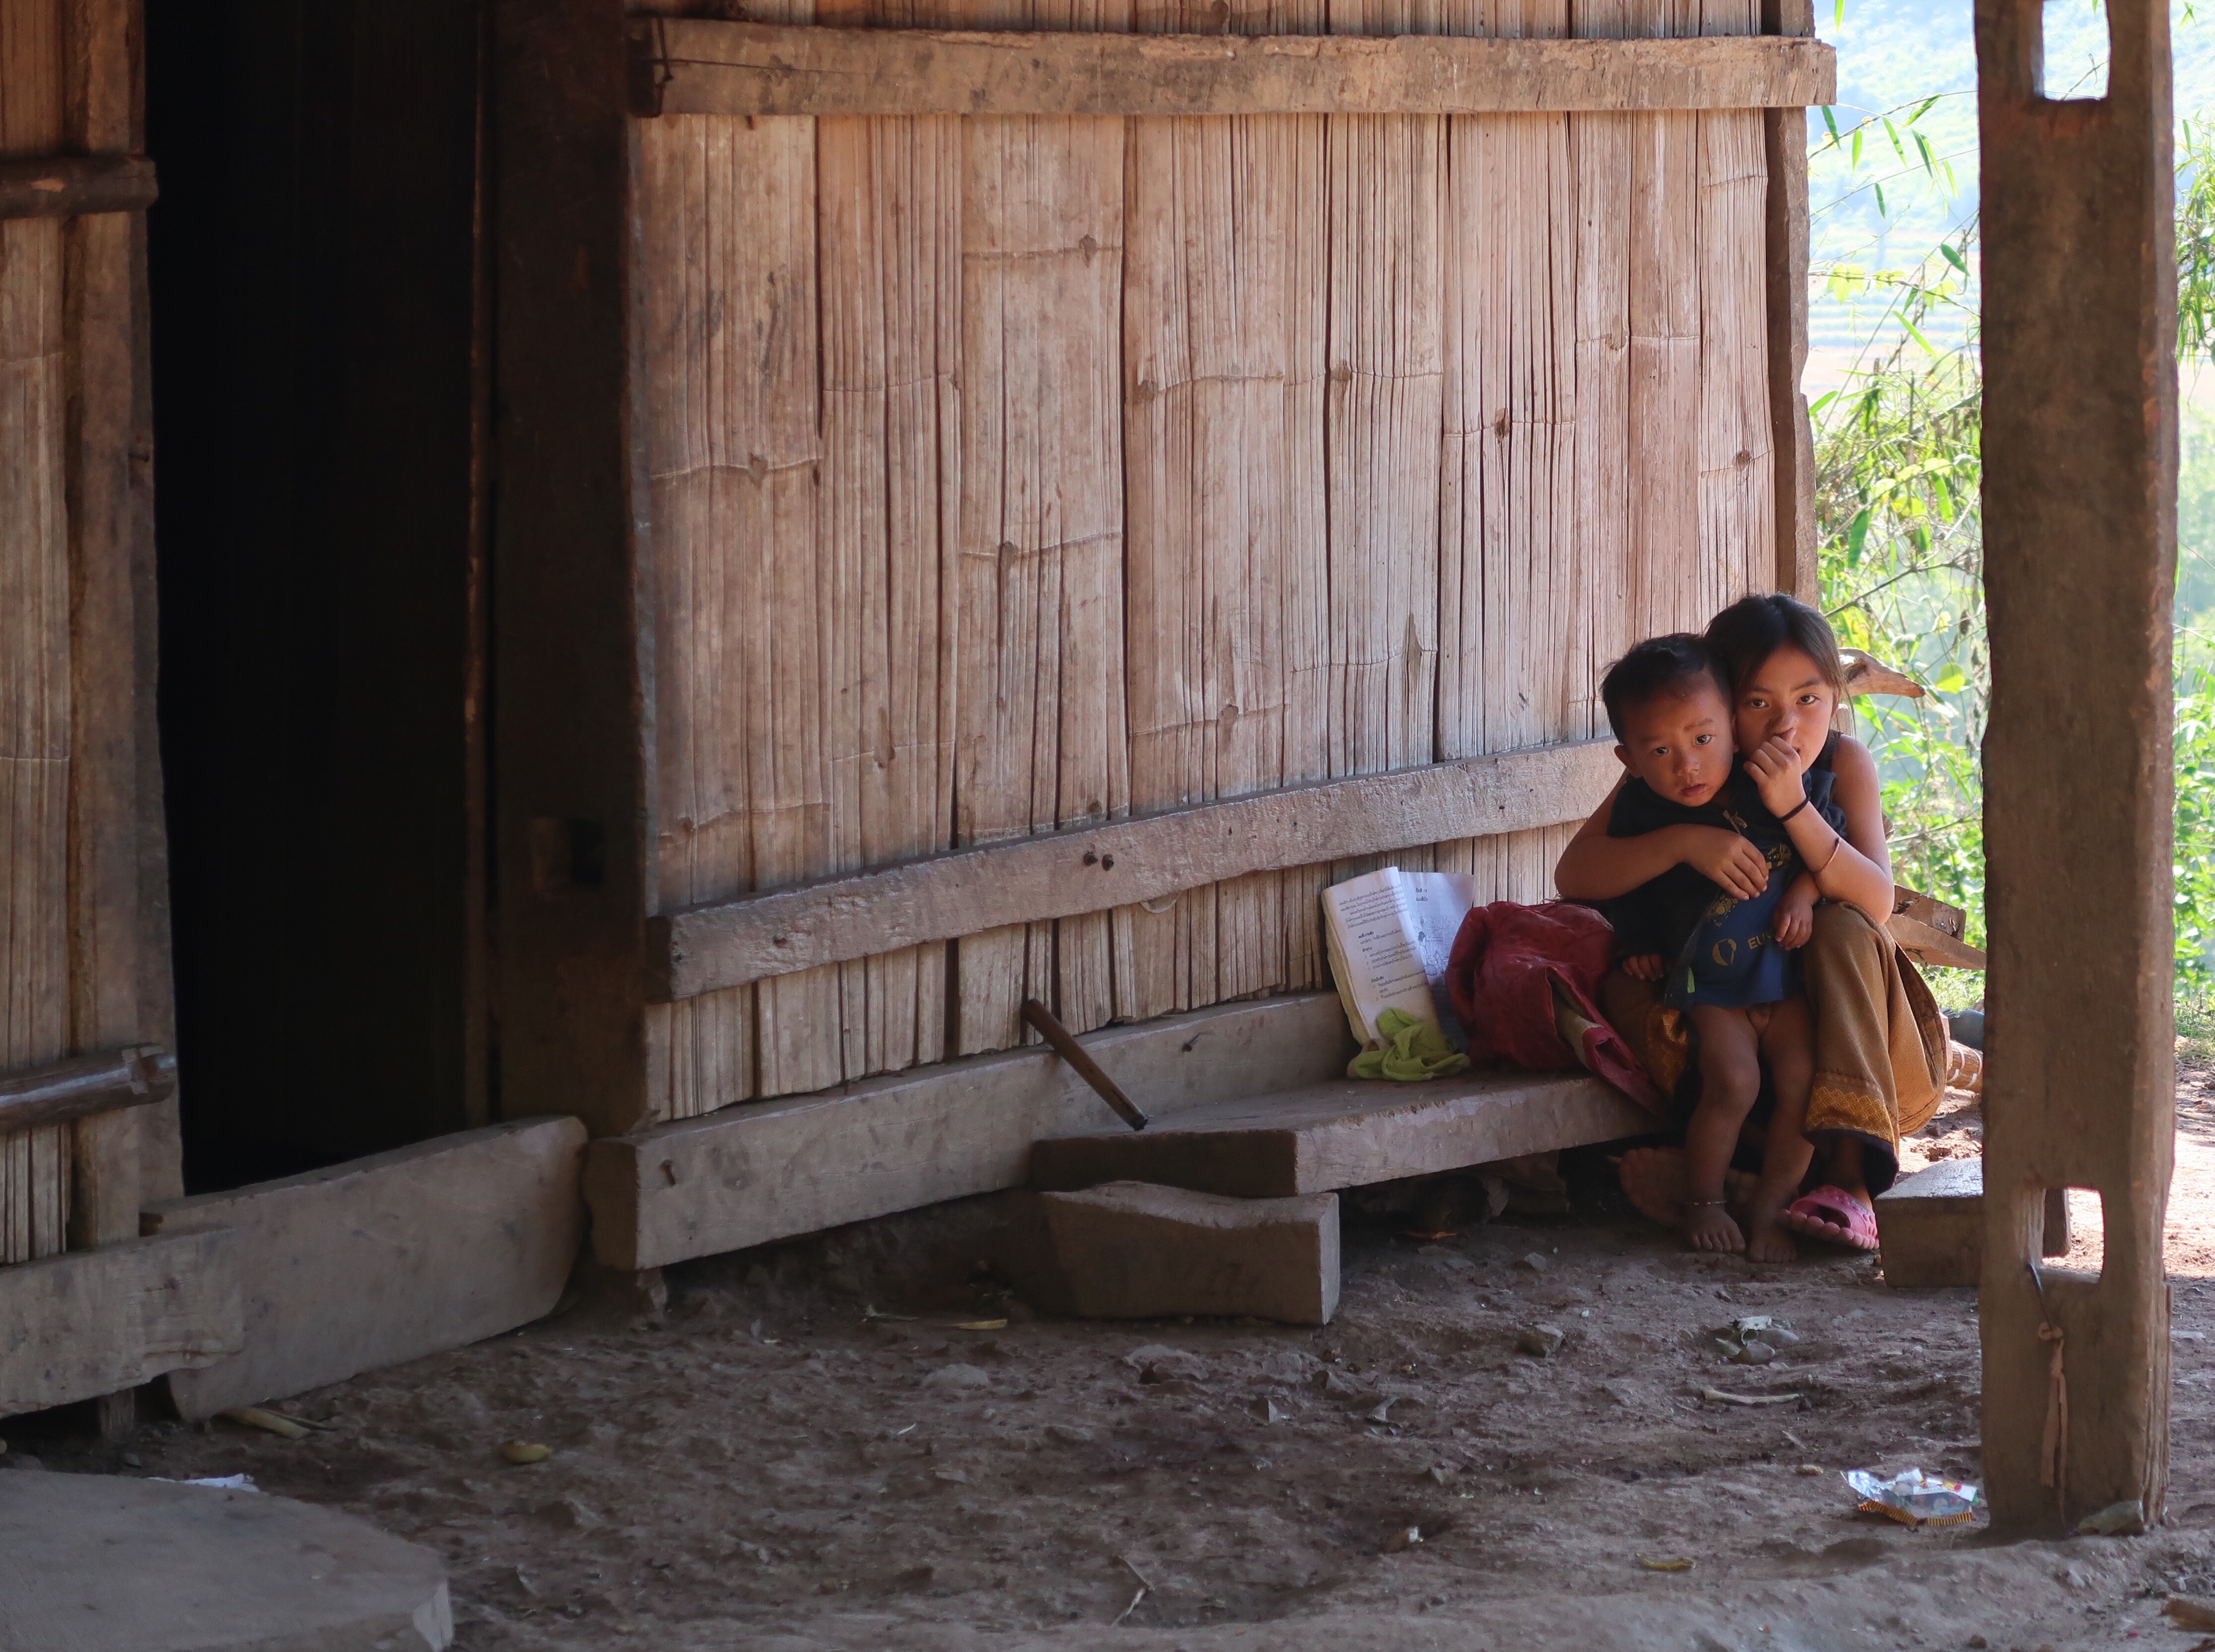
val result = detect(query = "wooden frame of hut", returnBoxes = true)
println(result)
[0,0,2176,1538]
[493,0,1835,1267]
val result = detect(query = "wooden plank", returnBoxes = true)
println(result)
[1976,0,2174,1534]
[1030,1068,1653,1197]
[1572,101,1632,735]
[584,991,1356,1271]
[1762,0,1814,599]
[1625,37,1701,635]
[639,99,840,1110]
[490,0,654,1138]
[0,1044,170,1134]
[0,153,152,218]
[1324,101,1440,784]
[1696,104,1773,615]
[61,0,140,1435]
[652,736,1618,999]
[817,114,961,1082]
[954,108,1129,1052]
[1117,22,1328,1019]
[0,1229,241,1417]
[146,1118,586,1419]
[1889,912,1985,972]
[0,0,73,1267]
[638,21,1836,117]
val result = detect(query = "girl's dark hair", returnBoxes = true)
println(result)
[1702,593,1846,697]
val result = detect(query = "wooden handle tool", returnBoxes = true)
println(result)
[1020,999,1149,1131]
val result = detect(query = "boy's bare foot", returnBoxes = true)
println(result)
[1618,1148,1756,1231]
[1745,1214,1799,1264]
[1683,1201,1745,1253]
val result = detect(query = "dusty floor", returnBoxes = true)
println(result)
[11,1072,2215,1652]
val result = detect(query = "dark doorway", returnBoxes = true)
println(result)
[144,0,488,1189]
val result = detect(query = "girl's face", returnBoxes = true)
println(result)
[1734,644,1840,759]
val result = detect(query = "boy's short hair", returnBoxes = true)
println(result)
[1600,634,1730,743]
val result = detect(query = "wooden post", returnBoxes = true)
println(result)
[490,0,654,1137]
[1761,0,1816,600]
[61,0,147,1442]
[1977,0,2175,1534]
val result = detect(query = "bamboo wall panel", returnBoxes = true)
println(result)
[0,0,70,1261]
[817,114,960,1083]
[632,0,1779,1116]
[1116,0,1328,1022]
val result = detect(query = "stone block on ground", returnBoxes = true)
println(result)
[1876,1157,2067,1289]
[1000,1181,1339,1325]
[0,1470,451,1651]
[143,1117,587,1418]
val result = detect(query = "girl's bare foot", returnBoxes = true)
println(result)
[1683,1201,1745,1253]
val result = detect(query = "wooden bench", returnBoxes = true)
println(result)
[1029,1069,1656,1199]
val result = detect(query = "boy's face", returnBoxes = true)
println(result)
[1616,678,1734,807]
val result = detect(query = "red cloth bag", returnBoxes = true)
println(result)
[1444,900,1664,1113]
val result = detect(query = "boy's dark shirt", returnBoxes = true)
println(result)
[1603,762,1846,1008]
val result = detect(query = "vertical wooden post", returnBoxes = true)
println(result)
[490,0,654,1137]
[1761,0,1815,601]
[62,0,145,1439]
[1978,0,2175,1534]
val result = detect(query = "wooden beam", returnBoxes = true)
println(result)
[634,20,1836,119]
[648,738,1620,1001]
[491,0,656,1137]
[0,155,155,220]
[145,1118,585,1420]
[0,1230,242,1418]
[1976,0,2175,1535]
[1762,0,1818,601]
[63,0,148,1441]
[583,993,1356,1272]
[1029,1070,1653,1200]
[0,1047,173,1139]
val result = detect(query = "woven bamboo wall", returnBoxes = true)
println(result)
[0,0,75,1259]
[0,0,160,1260]
[633,0,1776,1119]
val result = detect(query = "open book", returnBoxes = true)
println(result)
[1320,867,1481,1050]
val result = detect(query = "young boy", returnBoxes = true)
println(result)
[1597,635,1841,1262]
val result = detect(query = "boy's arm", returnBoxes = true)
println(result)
[1555,783,1773,902]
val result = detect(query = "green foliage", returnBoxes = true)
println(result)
[1812,223,1989,946]
[1811,82,2215,999]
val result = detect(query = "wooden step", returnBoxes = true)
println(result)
[1028,1070,1656,1199]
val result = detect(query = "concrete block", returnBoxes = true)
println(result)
[0,1471,450,1651]
[1876,1157,2067,1289]
[144,1117,586,1417]
[1000,1181,1339,1325]
[1875,1158,1984,1288]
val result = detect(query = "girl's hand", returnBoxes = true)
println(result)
[1679,826,1770,902]
[1621,953,1666,982]
[1773,880,1817,948]
[1742,733,1812,820]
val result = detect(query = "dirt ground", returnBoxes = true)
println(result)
[12,1069,2215,1652]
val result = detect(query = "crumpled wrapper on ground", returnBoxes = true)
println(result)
[1842,1467,1981,1527]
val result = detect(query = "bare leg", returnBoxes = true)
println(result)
[1682,1006,1764,1254]
[1746,996,1815,1263]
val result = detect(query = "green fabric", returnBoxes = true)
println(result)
[1350,1008,1470,1082]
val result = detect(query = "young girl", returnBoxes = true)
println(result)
[1557,594,1902,1255]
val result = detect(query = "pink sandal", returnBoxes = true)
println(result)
[1781,1186,1879,1251]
